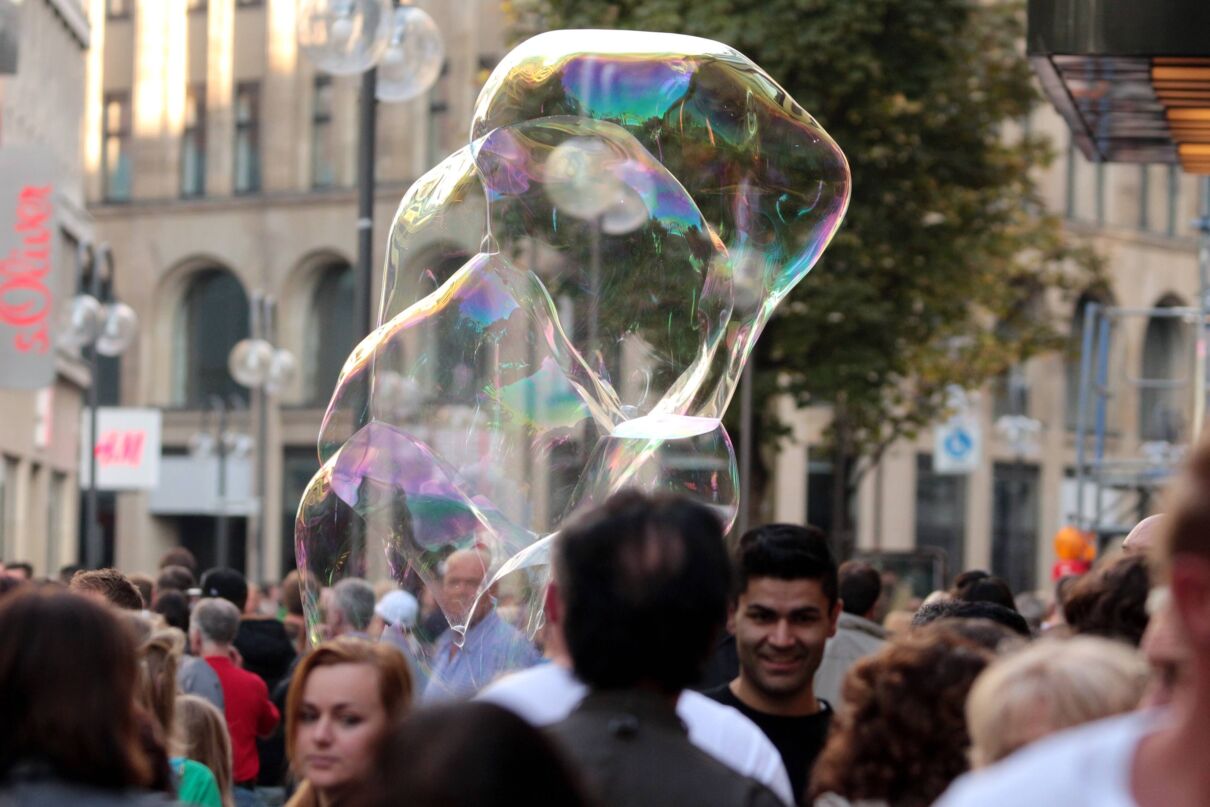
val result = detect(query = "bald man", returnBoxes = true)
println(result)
[1124,514,1164,555]
[423,548,540,701]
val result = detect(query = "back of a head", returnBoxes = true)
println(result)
[734,522,838,606]
[192,597,242,645]
[332,577,377,632]
[354,702,589,807]
[1064,553,1151,646]
[967,636,1148,767]
[156,564,196,596]
[199,567,249,611]
[0,587,150,788]
[159,546,198,574]
[129,574,155,611]
[136,629,182,740]
[70,567,145,610]
[912,599,1032,638]
[810,624,993,807]
[154,589,191,632]
[175,694,234,804]
[556,490,731,694]
[955,575,1016,612]
[838,561,881,617]
[281,569,316,617]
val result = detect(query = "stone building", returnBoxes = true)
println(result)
[770,102,1207,597]
[0,0,94,577]
[87,0,504,579]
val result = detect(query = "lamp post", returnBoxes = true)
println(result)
[188,395,254,569]
[297,0,445,339]
[64,242,138,569]
[229,293,297,581]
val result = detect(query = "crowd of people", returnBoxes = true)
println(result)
[1,438,1208,806]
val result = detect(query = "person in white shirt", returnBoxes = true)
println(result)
[937,437,1210,807]
[478,579,795,805]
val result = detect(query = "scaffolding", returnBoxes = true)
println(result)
[1072,179,1210,541]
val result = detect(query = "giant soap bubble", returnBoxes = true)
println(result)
[296,30,850,686]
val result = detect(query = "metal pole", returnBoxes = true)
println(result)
[1073,302,1098,529]
[356,68,377,342]
[254,297,272,583]
[215,397,230,568]
[85,244,103,568]
[1093,314,1113,537]
[738,362,754,535]
[1195,177,1210,441]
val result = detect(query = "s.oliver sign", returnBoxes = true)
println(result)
[80,408,162,490]
[0,146,59,389]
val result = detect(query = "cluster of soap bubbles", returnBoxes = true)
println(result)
[295,30,851,678]
[297,0,444,103]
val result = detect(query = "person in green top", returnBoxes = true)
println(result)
[171,757,222,807]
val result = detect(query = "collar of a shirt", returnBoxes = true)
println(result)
[576,687,687,733]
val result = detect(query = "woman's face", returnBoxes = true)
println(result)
[295,662,391,795]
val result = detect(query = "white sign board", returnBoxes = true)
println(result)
[934,419,981,474]
[79,407,162,490]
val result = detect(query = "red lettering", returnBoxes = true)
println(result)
[2,184,56,354]
[95,430,146,467]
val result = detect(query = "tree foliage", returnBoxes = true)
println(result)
[507,0,1100,541]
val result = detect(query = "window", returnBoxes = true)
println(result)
[1138,166,1150,231]
[1167,165,1179,237]
[187,0,207,11]
[106,0,132,19]
[1065,293,1098,430]
[311,76,336,188]
[102,92,132,202]
[234,82,261,194]
[1139,298,1191,442]
[915,454,967,578]
[991,463,1039,595]
[173,269,251,406]
[1,457,18,560]
[305,262,355,403]
[427,61,451,168]
[1094,162,1106,225]
[181,85,206,197]
[46,471,67,576]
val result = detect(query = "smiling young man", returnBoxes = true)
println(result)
[706,524,841,805]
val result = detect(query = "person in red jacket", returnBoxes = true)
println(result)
[190,597,280,807]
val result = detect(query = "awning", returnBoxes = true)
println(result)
[1028,0,1210,173]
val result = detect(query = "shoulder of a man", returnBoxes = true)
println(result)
[477,663,585,725]
[936,711,1152,807]
[679,690,794,804]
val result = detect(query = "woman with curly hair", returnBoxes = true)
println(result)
[808,624,994,807]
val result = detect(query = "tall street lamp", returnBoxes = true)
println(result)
[62,242,138,569]
[297,0,445,339]
[229,293,297,580]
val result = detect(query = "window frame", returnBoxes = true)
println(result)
[102,90,132,202]
[233,81,261,195]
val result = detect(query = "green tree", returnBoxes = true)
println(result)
[507,0,1100,554]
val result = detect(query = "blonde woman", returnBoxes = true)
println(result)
[176,694,236,807]
[966,636,1148,767]
[284,638,413,807]
[135,626,224,807]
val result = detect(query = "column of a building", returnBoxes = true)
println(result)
[131,0,187,199]
[261,0,299,192]
[206,0,236,196]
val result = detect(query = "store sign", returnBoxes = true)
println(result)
[0,146,59,389]
[80,408,162,490]
[934,419,981,474]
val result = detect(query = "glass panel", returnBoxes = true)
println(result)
[234,83,260,193]
[991,462,1039,595]
[307,263,356,403]
[915,454,966,579]
[312,77,335,188]
[179,270,251,406]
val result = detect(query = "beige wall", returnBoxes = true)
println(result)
[772,102,1206,593]
[0,0,92,574]
[89,0,504,578]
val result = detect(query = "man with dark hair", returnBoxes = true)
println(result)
[955,574,1017,612]
[3,561,33,581]
[69,567,144,610]
[159,546,198,574]
[706,523,840,805]
[815,560,887,708]
[57,563,83,584]
[156,564,195,596]
[911,598,1032,637]
[549,491,782,807]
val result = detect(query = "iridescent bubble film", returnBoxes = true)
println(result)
[296,30,850,684]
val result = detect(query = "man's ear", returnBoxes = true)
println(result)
[828,599,843,638]
[1171,555,1210,650]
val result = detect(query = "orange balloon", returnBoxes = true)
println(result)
[1054,525,1096,561]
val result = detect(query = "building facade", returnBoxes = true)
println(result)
[87,0,505,580]
[0,0,94,577]
[771,102,1206,596]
